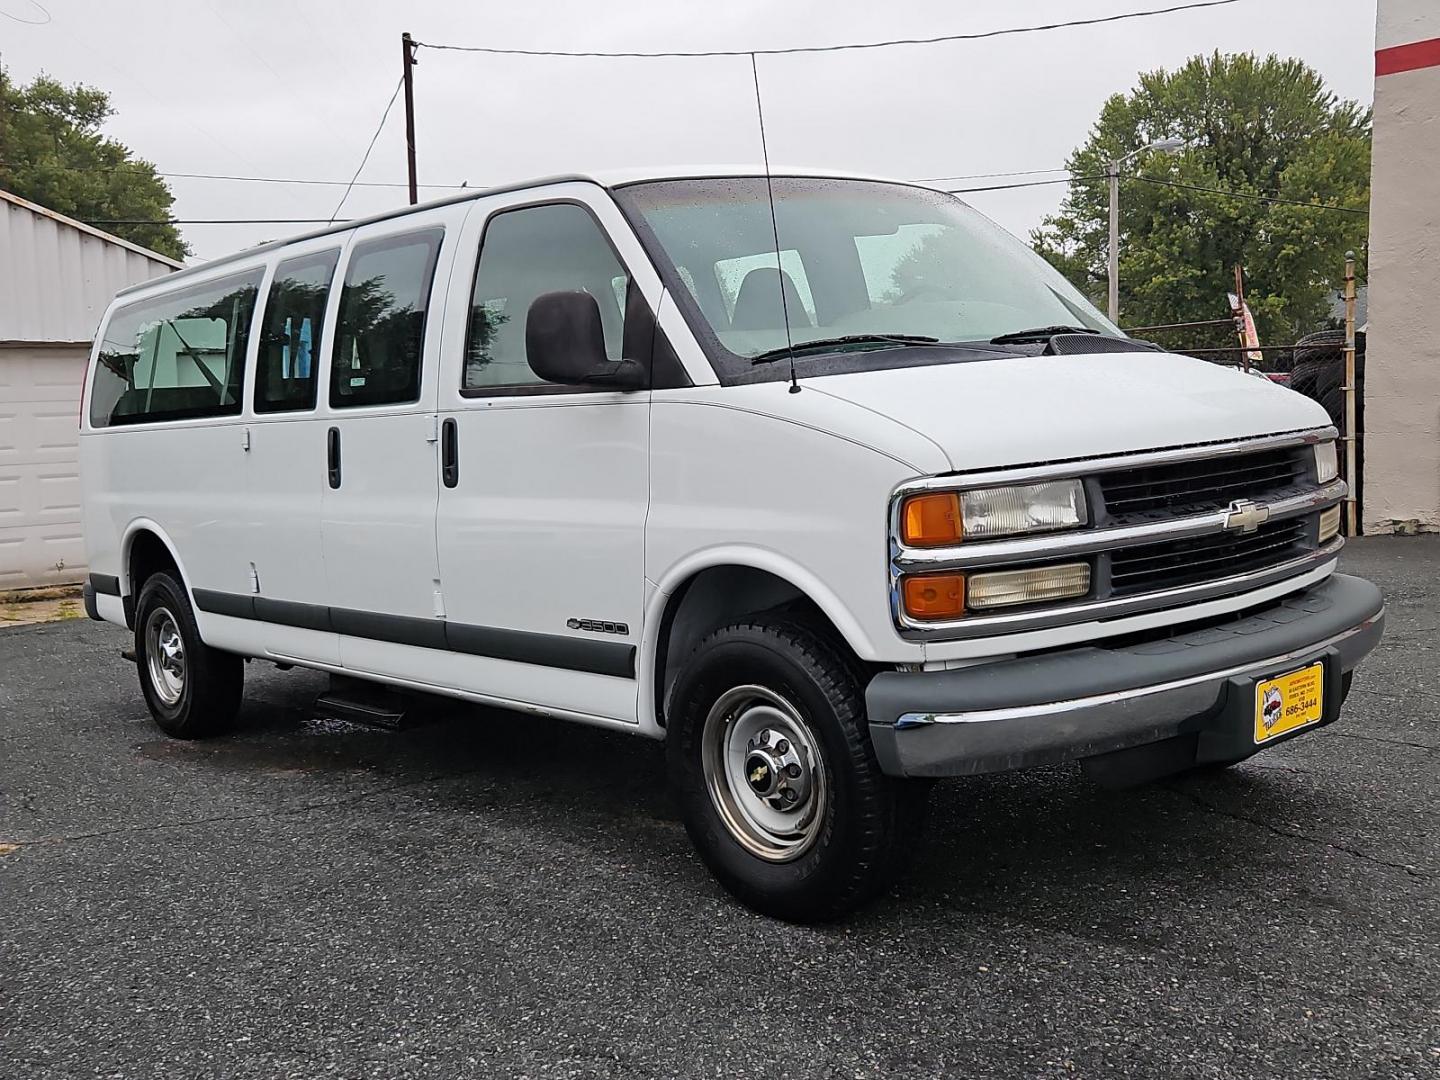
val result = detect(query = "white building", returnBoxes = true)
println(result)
[1364,0,1440,532]
[0,189,180,589]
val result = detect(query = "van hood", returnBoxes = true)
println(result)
[806,350,1333,473]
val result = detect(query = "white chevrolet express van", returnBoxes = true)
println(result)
[80,170,1384,921]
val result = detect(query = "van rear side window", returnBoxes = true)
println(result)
[256,249,340,413]
[331,229,443,408]
[90,269,263,428]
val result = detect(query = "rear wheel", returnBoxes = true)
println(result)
[134,572,243,738]
[667,617,927,922]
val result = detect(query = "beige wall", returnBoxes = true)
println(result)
[1363,1,1440,533]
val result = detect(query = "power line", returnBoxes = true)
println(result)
[934,171,1370,214]
[330,75,406,223]
[916,167,1072,184]
[32,161,1063,191]
[939,175,1104,194]
[26,164,1367,216]
[0,1,51,25]
[84,170,1367,224]
[87,218,340,225]
[1131,174,1370,215]
[83,176,1089,222]
[0,160,472,188]
[162,170,470,190]
[414,0,1242,58]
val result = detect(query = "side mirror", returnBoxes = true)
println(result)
[525,290,646,390]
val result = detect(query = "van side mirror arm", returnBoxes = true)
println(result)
[577,358,647,391]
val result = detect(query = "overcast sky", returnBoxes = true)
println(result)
[3,0,1378,262]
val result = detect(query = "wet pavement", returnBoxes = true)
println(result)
[2,537,1437,1078]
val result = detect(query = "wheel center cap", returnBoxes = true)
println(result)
[744,751,781,797]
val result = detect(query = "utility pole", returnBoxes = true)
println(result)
[1106,138,1184,325]
[1107,160,1120,323]
[401,32,418,205]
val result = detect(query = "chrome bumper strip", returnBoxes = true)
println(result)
[896,606,1382,729]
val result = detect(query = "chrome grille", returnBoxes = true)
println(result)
[888,428,1341,641]
[1109,517,1311,596]
[1099,447,1309,520]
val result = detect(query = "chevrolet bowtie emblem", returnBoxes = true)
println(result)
[1224,498,1271,534]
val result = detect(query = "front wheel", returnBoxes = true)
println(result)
[666,618,927,922]
[134,572,244,739]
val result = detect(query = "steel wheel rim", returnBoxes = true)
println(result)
[701,684,828,862]
[144,607,186,707]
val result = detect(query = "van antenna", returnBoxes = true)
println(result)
[749,52,800,394]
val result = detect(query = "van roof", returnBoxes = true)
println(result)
[115,165,919,298]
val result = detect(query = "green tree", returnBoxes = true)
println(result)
[1031,52,1370,348]
[0,65,188,260]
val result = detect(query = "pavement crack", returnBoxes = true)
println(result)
[3,768,480,849]
[1321,730,1439,753]
[1162,785,1433,881]
[1349,685,1440,707]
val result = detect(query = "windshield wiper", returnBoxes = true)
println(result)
[751,334,939,365]
[989,325,1102,345]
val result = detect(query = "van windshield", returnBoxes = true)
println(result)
[614,177,1123,383]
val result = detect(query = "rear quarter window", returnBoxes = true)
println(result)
[90,269,264,428]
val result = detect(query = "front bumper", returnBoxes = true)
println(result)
[866,573,1384,779]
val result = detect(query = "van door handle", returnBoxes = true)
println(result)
[327,426,342,489]
[441,418,459,488]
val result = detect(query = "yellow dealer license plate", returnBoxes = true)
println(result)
[1254,662,1324,744]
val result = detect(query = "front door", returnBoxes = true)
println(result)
[433,192,654,722]
[320,223,449,678]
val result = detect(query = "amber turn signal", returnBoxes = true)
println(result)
[901,492,962,547]
[901,574,966,620]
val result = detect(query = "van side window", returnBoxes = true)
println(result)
[464,203,628,390]
[256,249,339,413]
[331,228,443,408]
[89,269,264,428]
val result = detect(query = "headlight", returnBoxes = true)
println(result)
[1315,441,1339,484]
[900,479,1087,546]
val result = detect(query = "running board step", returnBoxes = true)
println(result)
[312,678,412,730]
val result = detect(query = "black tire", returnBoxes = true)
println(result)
[133,572,244,739]
[666,617,927,922]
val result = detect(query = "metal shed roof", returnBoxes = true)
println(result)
[0,189,182,344]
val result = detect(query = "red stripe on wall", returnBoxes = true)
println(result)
[1376,37,1440,77]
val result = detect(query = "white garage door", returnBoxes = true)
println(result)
[0,345,88,590]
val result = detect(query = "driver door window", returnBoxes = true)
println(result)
[464,203,629,391]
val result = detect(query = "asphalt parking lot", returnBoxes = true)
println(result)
[2,538,1437,1079]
